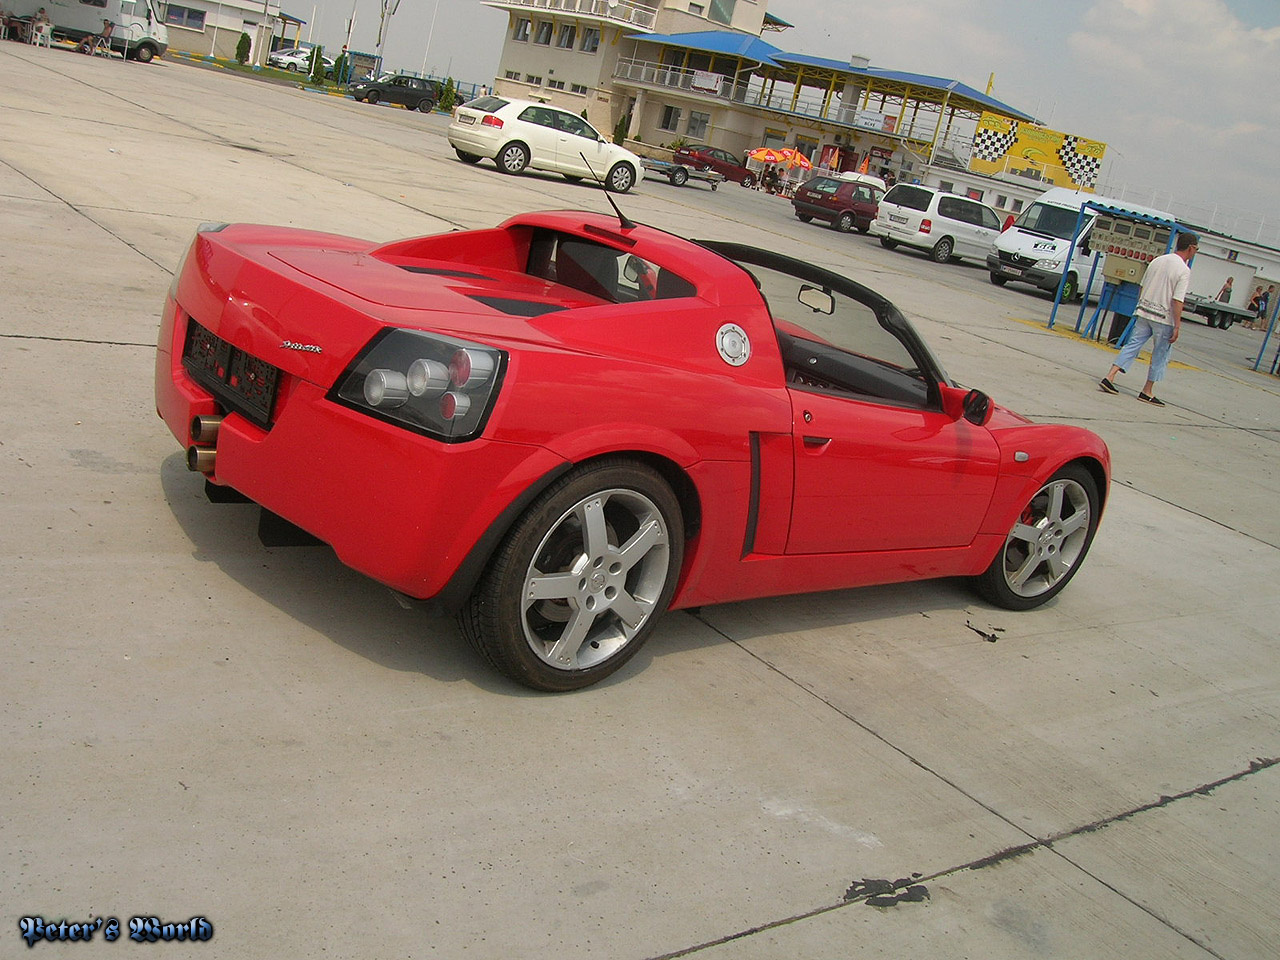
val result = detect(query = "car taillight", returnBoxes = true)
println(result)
[330,330,506,442]
[481,115,503,128]
[919,219,932,234]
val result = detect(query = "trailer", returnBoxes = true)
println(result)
[1183,294,1255,330]
[640,158,725,190]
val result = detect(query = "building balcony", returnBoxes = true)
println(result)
[482,0,658,32]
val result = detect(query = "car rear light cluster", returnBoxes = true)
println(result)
[330,330,505,441]
[919,219,932,235]
[481,115,504,128]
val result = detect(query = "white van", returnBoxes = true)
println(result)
[10,0,168,62]
[987,187,1173,301]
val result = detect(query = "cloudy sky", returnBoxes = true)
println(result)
[296,0,1278,244]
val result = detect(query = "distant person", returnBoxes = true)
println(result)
[1216,276,1233,302]
[1246,285,1263,329]
[1098,231,1198,406]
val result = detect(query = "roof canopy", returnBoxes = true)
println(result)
[634,30,784,65]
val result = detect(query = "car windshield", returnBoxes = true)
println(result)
[1015,202,1085,240]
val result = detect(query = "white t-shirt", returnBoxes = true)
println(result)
[1134,252,1191,326]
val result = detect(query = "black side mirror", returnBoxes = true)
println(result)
[962,388,992,426]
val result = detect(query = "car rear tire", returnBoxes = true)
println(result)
[606,162,636,194]
[741,173,756,189]
[931,237,954,263]
[455,149,482,164]
[795,212,812,222]
[989,272,1008,286]
[286,64,298,72]
[459,458,684,691]
[855,221,870,234]
[879,237,898,250]
[670,166,689,187]
[365,91,379,104]
[973,463,1100,611]
[498,142,530,174]
[836,212,855,233]
[417,99,436,113]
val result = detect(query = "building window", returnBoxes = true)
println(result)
[512,18,530,42]
[547,79,565,90]
[570,83,589,95]
[688,2,705,14]
[708,0,735,25]
[938,180,954,193]
[580,27,600,53]
[524,74,543,85]
[164,4,205,29]
[504,70,520,80]
[1011,198,1024,213]
[660,105,681,132]
[687,111,710,139]
[556,24,576,49]
[533,21,552,45]
[995,194,1008,208]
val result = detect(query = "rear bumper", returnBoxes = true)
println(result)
[155,297,566,600]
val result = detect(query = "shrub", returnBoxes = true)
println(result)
[439,77,456,112]
[235,32,250,65]
[613,113,631,145]
[309,45,325,85]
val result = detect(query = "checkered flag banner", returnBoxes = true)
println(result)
[1058,136,1101,189]
[973,120,1019,163]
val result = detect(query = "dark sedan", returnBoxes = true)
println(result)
[350,75,441,112]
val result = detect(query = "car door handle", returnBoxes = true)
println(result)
[802,436,831,448]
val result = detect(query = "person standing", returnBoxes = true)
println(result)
[1098,231,1198,406]
[1217,276,1233,302]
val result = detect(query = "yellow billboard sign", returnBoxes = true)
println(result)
[970,113,1106,191]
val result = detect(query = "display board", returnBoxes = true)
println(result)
[970,113,1107,191]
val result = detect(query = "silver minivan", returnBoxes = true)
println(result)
[870,185,1002,264]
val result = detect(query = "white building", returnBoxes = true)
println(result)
[163,0,289,64]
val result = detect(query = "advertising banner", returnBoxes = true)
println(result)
[970,112,1106,190]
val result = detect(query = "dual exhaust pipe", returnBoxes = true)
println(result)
[186,414,222,474]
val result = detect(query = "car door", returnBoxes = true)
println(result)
[772,270,999,553]
[515,106,561,168]
[553,110,608,178]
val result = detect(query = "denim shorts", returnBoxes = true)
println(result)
[1115,316,1174,382]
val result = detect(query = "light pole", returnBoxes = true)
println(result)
[419,0,440,79]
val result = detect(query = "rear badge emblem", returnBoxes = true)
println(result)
[716,323,750,366]
[280,340,322,354]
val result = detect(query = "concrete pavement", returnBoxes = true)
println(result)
[1,42,1277,959]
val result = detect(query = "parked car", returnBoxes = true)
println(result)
[447,96,644,193]
[268,47,333,76]
[350,74,442,112]
[792,173,886,233]
[870,184,1003,264]
[155,210,1110,691]
[673,144,757,188]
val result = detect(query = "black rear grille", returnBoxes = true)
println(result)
[182,318,280,429]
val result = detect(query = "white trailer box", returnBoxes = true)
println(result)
[10,0,168,62]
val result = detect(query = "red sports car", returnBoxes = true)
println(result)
[156,210,1109,690]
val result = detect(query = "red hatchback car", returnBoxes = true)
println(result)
[672,144,757,187]
[792,174,885,233]
[156,210,1109,690]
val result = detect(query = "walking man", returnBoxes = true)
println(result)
[1099,231,1198,406]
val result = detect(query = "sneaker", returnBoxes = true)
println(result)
[1098,378,1119,394]
[1137,392,1165,406]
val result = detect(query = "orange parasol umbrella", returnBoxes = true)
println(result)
[777,148,812,170]
[746,146,788,164]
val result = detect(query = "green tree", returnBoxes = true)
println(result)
[309,45,325,85]
[235,32,251,65]
[333,52,348,85]
[613,113,631,146]
[439,77,456,112]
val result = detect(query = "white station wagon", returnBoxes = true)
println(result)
[448,96,645,193]
[870,184,1003,264]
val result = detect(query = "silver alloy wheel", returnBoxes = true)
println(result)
[998,476,1092,598]
[607,163,635,192]
[500,143,529,174]
[521,487,670,672]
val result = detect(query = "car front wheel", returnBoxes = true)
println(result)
[417,98,436,113]
[460,459,684,691]
[973,464,1100,611]
[990,272,1008,286]
[606,162,636,193]
[741,173,756,189]
[365,91,379,104]
[498,142,530,174]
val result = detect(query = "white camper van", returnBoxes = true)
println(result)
[987,187,1173,301]
[10,0,168,62]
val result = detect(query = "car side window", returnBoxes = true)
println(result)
[885,185,933,212]
[391,77,408,88]
[937,197,966,222]
[554,112,597,139]
[853,186,873,203]
[979,206,1001,231]
[518,106,557,128]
